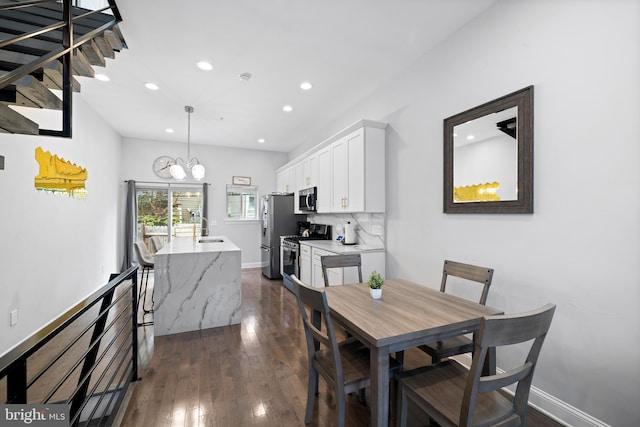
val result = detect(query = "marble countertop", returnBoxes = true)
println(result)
[155,236,240,255]
[300,240,385,254]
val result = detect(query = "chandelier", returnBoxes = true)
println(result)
[169,106,205,181]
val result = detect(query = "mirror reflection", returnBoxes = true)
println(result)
[443,85,533,214]
[453,106,518,202]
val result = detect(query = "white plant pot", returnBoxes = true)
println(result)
[370,288,382,300]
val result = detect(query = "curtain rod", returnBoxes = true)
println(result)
[124,180,210,186]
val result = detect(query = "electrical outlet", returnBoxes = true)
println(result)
[10,309,18,326]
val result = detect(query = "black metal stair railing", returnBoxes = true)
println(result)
[0,0,124,137]
[0,266,140,427]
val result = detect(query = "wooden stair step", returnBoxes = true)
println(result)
[0,48,94,79]
[104,28,123,51]
[80,38,105,67]
[0,71,62,109]
[0,103,39,134]
[41,61,81,92]
[93,34,115,59]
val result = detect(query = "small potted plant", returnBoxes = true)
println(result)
[368,270,384,299]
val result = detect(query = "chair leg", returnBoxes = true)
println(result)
[397,382,408,427]
[336,384,346,427]
[305,365,318,424]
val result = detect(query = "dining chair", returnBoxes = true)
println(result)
[290,274,401,427]
[149,236,164,254]
[397,303,556,427]
[418,260,494,363]
[321,254,363,287]
[134,241,155,316]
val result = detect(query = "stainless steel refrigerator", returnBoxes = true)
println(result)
[260,193,301,279]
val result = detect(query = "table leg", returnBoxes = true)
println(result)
[370,346,390,427]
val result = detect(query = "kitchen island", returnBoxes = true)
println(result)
[153,236,241,336]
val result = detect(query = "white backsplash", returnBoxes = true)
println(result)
[307,213,385,248]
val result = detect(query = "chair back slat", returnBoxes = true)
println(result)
[441,259,494,305]
[461,303,556,427]
[321,254,363,287]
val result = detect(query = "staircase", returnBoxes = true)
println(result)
[0,0,126,137]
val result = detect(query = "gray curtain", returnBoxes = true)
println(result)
[201,183,209,236]
[120,180,137,271]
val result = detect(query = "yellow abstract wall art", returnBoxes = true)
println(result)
[454,181,501,202]
[34,147,88,199]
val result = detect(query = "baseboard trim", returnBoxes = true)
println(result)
[453,354,610,427]
[241,262,262,269]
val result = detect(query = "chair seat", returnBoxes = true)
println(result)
[418,335,474,360]
[314,338,402,391]
[397,360,515,427]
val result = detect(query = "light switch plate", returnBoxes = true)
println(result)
[10,309,18,326]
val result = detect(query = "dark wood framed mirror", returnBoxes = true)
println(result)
[444,86,533,213]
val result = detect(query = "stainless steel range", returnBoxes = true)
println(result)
[282,223,331,291]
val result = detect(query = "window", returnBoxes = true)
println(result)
[136,185,204,247]
[226,185,258,220]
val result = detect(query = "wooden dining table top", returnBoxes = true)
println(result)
[323,279,503,349]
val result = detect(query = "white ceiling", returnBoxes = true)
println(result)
[78,0,497,153]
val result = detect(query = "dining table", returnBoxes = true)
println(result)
[323,279,503,427]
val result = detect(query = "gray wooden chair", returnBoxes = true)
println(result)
[134,241,154,315]
[419,260,494,363]
[397,303,556,427]
[290,274,401,427]
[321,254,363,287]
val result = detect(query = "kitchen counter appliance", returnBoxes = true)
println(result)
[260,194,303,279]
[298,186,317,212]
[282,222,331,290]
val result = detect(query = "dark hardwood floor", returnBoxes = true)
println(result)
[119,268,564,427]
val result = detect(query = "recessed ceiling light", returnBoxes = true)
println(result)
[282,105,293,112]
[239,72,252,82]
[95,74,110,82]
[258,138,265,144]
[300,81,312,90]
[466,135,475,140]
[165,128,174,133]
[197,61,213,71]
[145,82,159,90]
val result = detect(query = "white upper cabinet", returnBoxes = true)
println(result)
[316,147,331,212]
[277,119,386,213]
[276,167,294,193]
[331,126,385,213]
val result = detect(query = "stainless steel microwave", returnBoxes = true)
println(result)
[298,187,317,212]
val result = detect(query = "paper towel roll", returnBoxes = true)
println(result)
[344,222,356,245]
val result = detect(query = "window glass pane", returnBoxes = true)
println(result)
[226,185,258,220]
[172,191,203,237]
[136,189,169,251]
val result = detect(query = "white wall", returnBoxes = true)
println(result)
[120,138,288,267]
[291,1,640,426]
[0,96,123,355]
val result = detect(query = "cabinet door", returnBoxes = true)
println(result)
[311,256,323,288]
[317,147,331,212]
[300,244,311,284]
[331,137,348,211]
[277,168,294,193]
[308,153,319,188]
[331,129,364,212]
[311,247,344,287]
